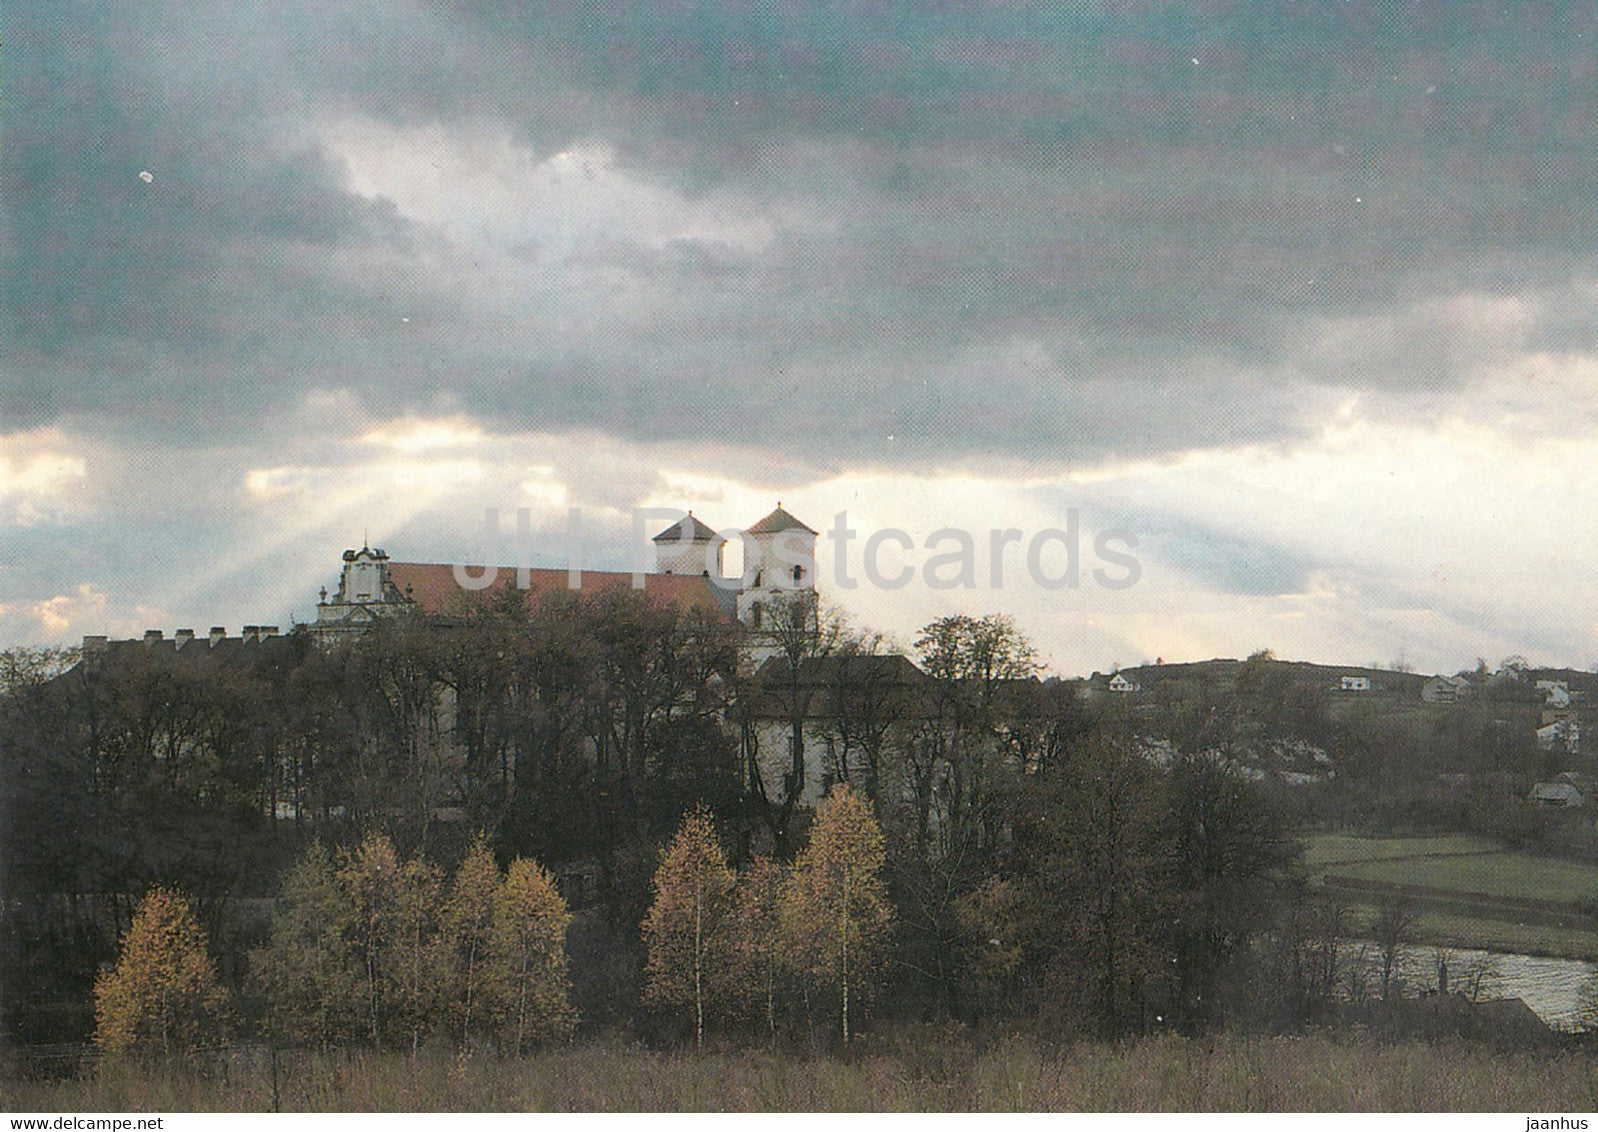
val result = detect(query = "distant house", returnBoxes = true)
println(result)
[1340,675,1371,692]
[1537,680,1572,708]
[1421,675,1471,704]
[1536,719,1580,754]
[1108,672,1140,694]
[1529,781,1585,808]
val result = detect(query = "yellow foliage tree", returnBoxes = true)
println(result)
[433,835,501,1047]
[641,807,736,1048]
[718,854,786,1044]
[336,832,404,1044]
[388,854,443,1052]
[487,858,576,1052]
[781,785,893,1043]
[251,841,360,1047]
[93,887,228,1058]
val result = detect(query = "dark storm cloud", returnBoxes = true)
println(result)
[1,3,426,436]
[5,0,1597,462]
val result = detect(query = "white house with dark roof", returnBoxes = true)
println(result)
[1536,718,1580,754]
[1537,679,1572,708]
[1421,675,1471,703]
[1529,781,1585,808]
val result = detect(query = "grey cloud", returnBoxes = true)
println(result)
[1113,514,1315,599]
[6,0,1598,469]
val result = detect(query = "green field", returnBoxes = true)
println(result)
[1388,909,1598,962]
[1304,834,1500,868]
[1303,832,1598,959]
[1333,853,1598,908]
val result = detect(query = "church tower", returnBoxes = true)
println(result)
[737,505,818,663]
[312,542,413,641]
[651,512,728,577]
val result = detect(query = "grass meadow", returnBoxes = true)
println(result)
[1304,832,1598,959]
[1303,834,1502,869]
[6,1033,1598,1112]
[1333,853,1598,908]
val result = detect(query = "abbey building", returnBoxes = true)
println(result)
[79,505,862,811]
[311,505,819,665]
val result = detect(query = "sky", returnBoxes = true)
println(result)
[4,1,1598,676]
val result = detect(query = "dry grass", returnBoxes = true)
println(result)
[5,1032,1598,1112]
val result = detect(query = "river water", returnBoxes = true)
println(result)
[1352,942,1597,1031]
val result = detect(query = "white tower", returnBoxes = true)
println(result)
[312,543,413,641]
[651,512,728,577]
[737,505,818,662]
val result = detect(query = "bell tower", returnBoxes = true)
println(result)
[737,504,818,662]
[651,511,728,577]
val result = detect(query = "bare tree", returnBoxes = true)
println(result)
[736,596,848,855]
[1373,895,1419,1001]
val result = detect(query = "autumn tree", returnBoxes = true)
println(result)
[720,855,786,1044]
[781,786,893,1043]
[387,854,444,1052]
[641,808,736,1048]
[336,833,404,1044]
[952,875,1029,1019]
[434,836,501,1047]
[251,842,360,1048]
[1006,737,1167,1036]
[254,833,447,1050]
[93,887,228,1059]
[487,858,576,1052]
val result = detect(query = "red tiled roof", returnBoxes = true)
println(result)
[385,562,737,618]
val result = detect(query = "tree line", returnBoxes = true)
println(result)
[92,787,894,1060]
[3,595,1327,1052]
